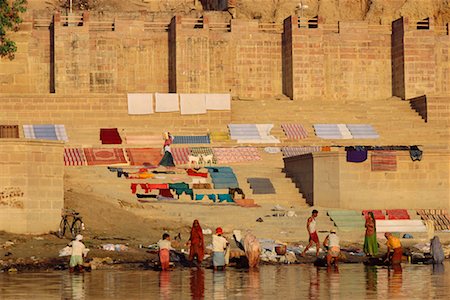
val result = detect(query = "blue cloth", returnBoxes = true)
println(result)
[173,135,210,144]
[213,251,225,267]
[195,194,205,200]
[346,147,368,163]
[207,194,216,201]
[218,194,233,203]
[33,125,58,140]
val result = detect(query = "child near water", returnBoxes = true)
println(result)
[158,233,174,271]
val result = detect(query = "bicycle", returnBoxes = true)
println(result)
[58,209,85,239]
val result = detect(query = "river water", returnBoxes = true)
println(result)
[0,262,449,299]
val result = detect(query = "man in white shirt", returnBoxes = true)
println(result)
[212,227,228,271]
[69,234,86,272]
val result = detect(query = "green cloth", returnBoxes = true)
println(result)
[364,234,378,256]
[159,151,175,167]
[70,255,83,267]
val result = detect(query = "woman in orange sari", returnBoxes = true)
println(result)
[188,220,204,264]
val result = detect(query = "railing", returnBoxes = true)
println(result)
[33,18,52,29]
[258,22,283,32]
[181,18,204,29]
[416,18,430,30]
[144,21,170,32]
[60,15,84,26]
[209,22,231,32]
[298,17,319,29]
[90,21,115,32]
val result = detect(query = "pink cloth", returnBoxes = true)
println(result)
[213,147,261,164]
[281,124,308,139]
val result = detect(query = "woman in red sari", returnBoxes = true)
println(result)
[188,219,204,264]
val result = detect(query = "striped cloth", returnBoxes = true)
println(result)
[371,151,397,171]
[281,124,308,139]
[347,124,379,139]
[190,147,216,164]
[281,146,321,157]
[64,148,87,166]
[23,125,68,141]
[172,135,210,144]
[171,147,191,165]
[213,147,261,163]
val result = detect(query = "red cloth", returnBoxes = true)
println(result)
[392,247,403,264]
[159,248,170,270]
[187,169,208,178]
[309,232,319,243]
[140,183,150,193]
[100,128,122,144]
[189,220,204,263]
[131,183,138,194]
[159,189,174,198]
[149,184,169,190]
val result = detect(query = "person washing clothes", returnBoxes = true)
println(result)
[158,233,174,271]
[384,232,403,265]
[323,229,340,270]
[212,227,228,271]
[69,234,86,273]
[301,209,320,257]
[187,219,205,265]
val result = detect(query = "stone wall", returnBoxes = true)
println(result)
[0,140,64,234]
[284,150,450,210]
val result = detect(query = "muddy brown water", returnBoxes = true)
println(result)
[0,262,449,299]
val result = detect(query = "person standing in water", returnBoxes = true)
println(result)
[212,227,228,271]
[301,210,320,257]
[188,220,205,265]
[364,212,378,256]
[69,234,86,272]
[323,229,340,270]
[158,233,174,271]
[384,232,403,265]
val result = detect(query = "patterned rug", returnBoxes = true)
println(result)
[126,148,162,166]
[64,148,87,166]
[281,124,308,139]
[371,151,397,171]
[190,147,216,164]
[213,147,261,163]
[171,147,191,165]
[84,148,127,165]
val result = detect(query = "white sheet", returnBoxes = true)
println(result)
[155,93,180,112]
[180,94,206,115]
[127,93,154,115]
[205,94,231,110]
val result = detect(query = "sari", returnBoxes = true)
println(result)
[189,220,205,263]
[364,212,378,256]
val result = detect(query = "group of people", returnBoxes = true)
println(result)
[158,219,261,271]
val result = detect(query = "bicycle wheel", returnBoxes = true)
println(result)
[71,218,83,238]
[58,218,68,239]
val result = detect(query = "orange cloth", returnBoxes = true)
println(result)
[386,235,402,249]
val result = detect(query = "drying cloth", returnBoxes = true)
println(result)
[24,124,68,141]
[173,135,210,144]
[180,94,206,115]
[228,124,260,140]
[210,132,230,142]
[100,128,122,144]
[125,135,162,145]
[64,148,87,166]
[193,183,211,189]
[190,147,216,164]
[234,199,260,208]
[314,124,346,139]
[23,125,35,139]
[84,148,127,165]
[126,148,162,166]
[127,93,154,115]
[386,209,410,220]
[247,178,275,194]
[213,147,261,164]
[244,124,279,143]
[281,146,321,157]
[337,124,353,139]
[154,93,180,112]
[218,194,234,203]
[281,124,308,139]
[55,125,68,141]
[187,169,208,178]
[346,147,368,163]
[205,94,231,110]
[264,147,281,154]
[171,147,191,165]
[346,124,379,139]
[409,145,423,161]
[0,125,19,138]
[371,151,397,171]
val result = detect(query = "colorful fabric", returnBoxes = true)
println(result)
[234,199,260,208]
[210,132,229,142]
[0,125,19,138]
[23,124,68,141]
[155,93,180,112]
[180,94,206,115]
[371,151,397,171]
[126,148,162,166]
[64,148,87,166]
[213,147,261,164]
[364,234,378,256]
[281,123,308,139]
[187,169,208,178]
[205,94,231,110]
[309,232,319,243]
[173,135,210,144]
[328,246,340,258]
[386,209,410,220]
[159,248,170,270]
[100,128,122,144]
[391,247,403,264]
[127,93,154,115]
[218,194,234,203]
[386,235,402,249]
[190,147,216,164]
[346,147,368,162]
[84,148,127,165]
[159,151,175,167]
[281,146,321,157]
[189,220,205,263]
[171,147,191,165]
[314,124,351,139]
[346,124,379,139]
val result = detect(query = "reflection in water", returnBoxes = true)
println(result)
[190,268,205,299]
[365,266,378,293]
[0,263,449,299]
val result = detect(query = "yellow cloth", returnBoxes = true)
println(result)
[386,235,401,249]
[138,173,155,179]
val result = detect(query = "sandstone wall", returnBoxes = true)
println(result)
[0,140,64,234]
[284,151,450,210]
